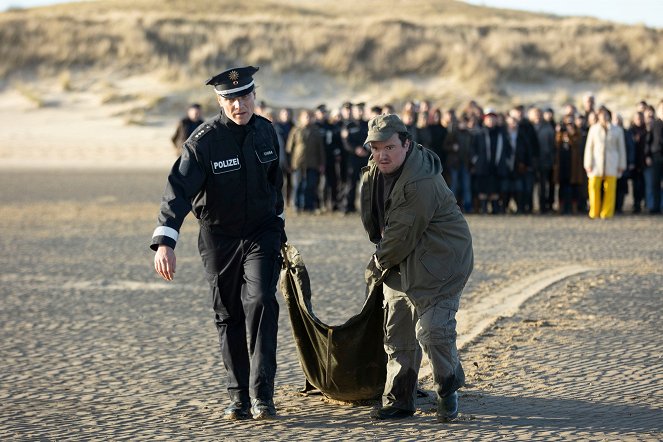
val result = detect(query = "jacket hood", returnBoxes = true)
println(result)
[399,142,442,182]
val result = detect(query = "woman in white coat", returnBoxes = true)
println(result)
[583,107,627,219]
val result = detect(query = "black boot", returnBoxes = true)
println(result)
[251,398,277,420]
[370,406,415,420]
[436,391,458,422]
[223,401,252,420]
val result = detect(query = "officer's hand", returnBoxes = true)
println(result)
[154,245,176,281]
[277,217,287,245]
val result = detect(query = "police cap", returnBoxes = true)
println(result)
[206,66,259,98]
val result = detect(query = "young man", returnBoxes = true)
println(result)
[286,109,326,212]
[151,66,285,420]
[360,114,474,422]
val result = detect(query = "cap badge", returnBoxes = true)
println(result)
[229,70,240,85]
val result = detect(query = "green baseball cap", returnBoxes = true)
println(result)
[364,114,409,145]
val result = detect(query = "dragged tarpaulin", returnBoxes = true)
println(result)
[279,244,387,402]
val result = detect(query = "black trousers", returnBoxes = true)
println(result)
[198,226,282,403]
[343,156,368,213]
[537,167,553,213]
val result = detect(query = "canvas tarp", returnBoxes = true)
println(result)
[279,244,387,402]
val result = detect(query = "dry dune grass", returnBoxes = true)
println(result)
[0,0,661,106]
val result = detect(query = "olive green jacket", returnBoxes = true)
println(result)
[360,143,474,311]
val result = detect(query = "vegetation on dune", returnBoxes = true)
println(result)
[0,0,661,104]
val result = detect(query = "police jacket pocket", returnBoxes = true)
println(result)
[419,246,455,282]
[255,144,278,163]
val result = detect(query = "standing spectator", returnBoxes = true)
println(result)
[471,109,512,214]
[466,114,483,212]
[554,116,584,214]
[441,109,459,172]
[419,99,431,116]
[543,107,556,131]
[254,100,268,117]
[413,110,432,147]
[369,105,383,120]
[574,114,590,213]
[561,103,577,123]
[276,108,295,207]
[454,116,474,213]
[382,103,396,115]
[275,108,294,138]
[582,93,596,120]
[427,108,447,165]
[613,114,632,214]
[506,115,533,214]
[441,109,459,189]
[354,102,368,128]
[171,103,203,155]
[402,100,417,118]
[510,106,540,211]
[644,101,663,214]
[530,107,555,213]
[262,109,289,204]
[402,111,416,135]
[643,106,656,210]
[584,107,626,219]
[462,100,483,123]
[628,112,648,213]
[587,111,598,128]
[286,110,326,213]
[340,102,369,214]
[539,107,557,210]
[315,104,344,212]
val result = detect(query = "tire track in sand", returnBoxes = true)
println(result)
[419,265,594,381]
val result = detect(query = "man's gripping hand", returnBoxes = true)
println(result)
[365,253,384,284]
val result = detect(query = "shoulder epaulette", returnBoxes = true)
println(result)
[191,123,214,141]
[254,114,275,130]
[254,114,270,124]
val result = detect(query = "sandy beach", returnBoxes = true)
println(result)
[2,0,662,438]
[1,167,661,441]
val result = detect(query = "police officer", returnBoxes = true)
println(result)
[314,104,344,212]
[151,66,285,421]
[340,101,369,214]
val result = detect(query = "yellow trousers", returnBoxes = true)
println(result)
[588,176,617,219]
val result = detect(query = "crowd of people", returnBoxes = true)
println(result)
[173,95,663,218]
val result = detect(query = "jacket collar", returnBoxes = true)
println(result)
[219,110,256,132]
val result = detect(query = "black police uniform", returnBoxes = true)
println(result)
[342,117,369,213]
[151,107,285,406]
[315,117,344,211]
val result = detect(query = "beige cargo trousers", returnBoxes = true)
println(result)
[381,270,464,411]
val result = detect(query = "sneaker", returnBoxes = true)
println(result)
[251,398,277,420]
[223,401,251,420]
